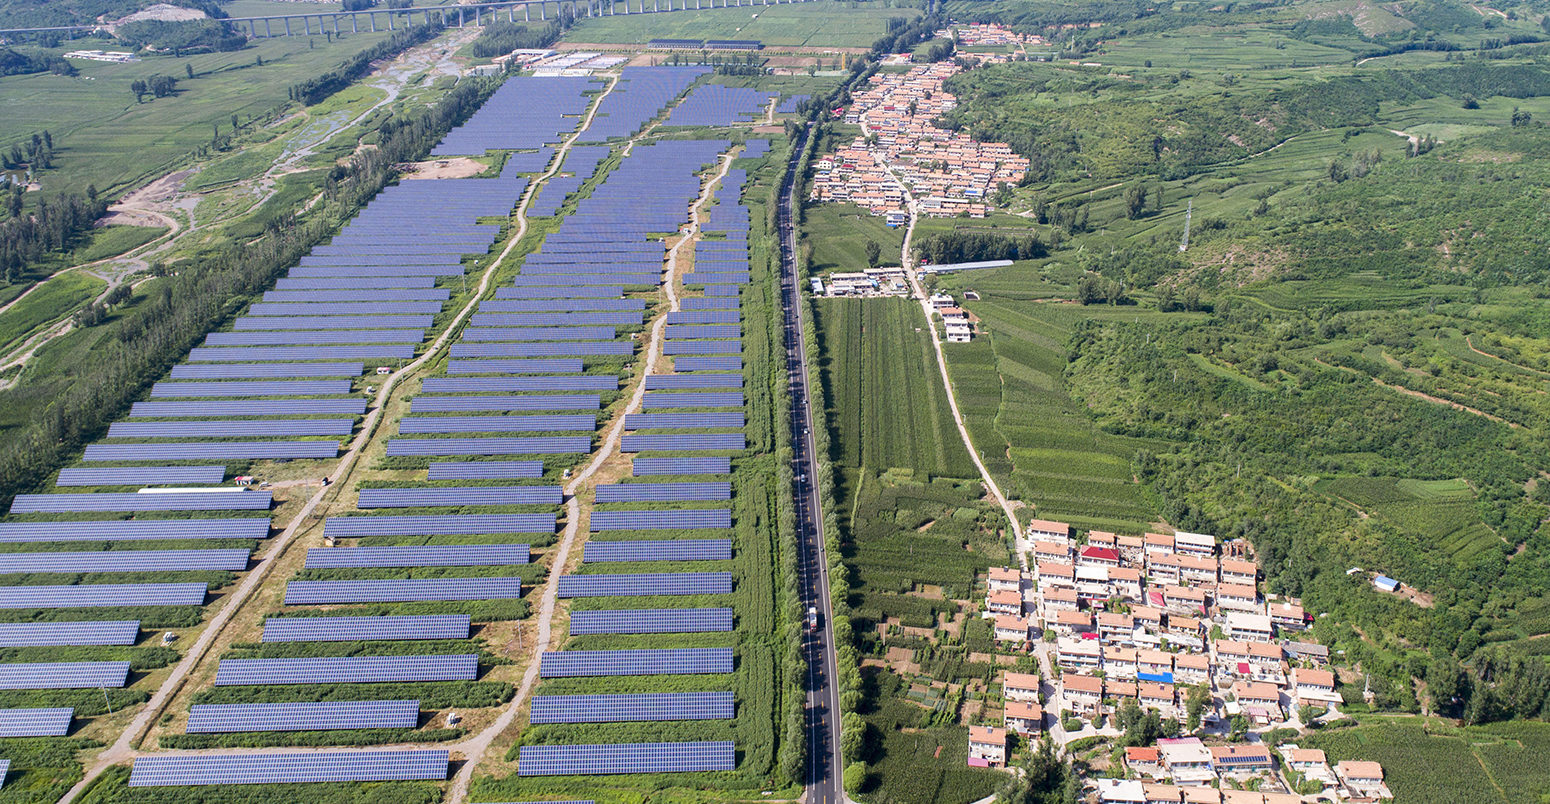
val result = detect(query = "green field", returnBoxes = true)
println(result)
[803,202,905,276]
[564,3,918,48]
[0,272,105,355]
[1303,717,1550,803]
[0,32,395,198]
[813,298,975,479]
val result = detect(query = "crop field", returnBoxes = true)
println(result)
[563,4,918,49]
[1304,717,1550,804]
[813,298,975,479]
[852,665,1005,804]
[0,272,105,355]
[0,31,395,198]
[841,472,1008,630]
[1313,476,1499,561]
[803,202,905,276]
[936,299,1162,534]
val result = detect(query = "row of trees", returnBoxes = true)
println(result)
[0,192,108,283]
[915,229,1046,264]
[0,47,76,77]
[468,20,562,58]
[2,130,54,171]
[130,75,179,102]
[288,21,443,106]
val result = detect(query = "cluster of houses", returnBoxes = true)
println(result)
[937,23,1045,49]
[1100,746,1392,803]
[812,266,909,297]
[810,52,1029,220]
[929,292,973,342]
[968,519,1391,799]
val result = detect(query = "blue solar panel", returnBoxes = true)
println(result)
[357,486,561,507]
[56,466,225,487]
[453,342,633,357]
[539,647,732,677]
[583,539,731,562]
[457,330,615,345]
[130,400,366,417]
[558,572,731,597]
[399,415,595,434]
[518,741,734,776]
[530,691,732,724]
[262,614,470,643]
[0,707,73,737]
[631,457,730,476]
[420,377,617,393]
[643,375,744,389]
[623,413,743,429]
[496,286,624,299]
[305,545,528,568]
[426,461,543,480]
[0,518,269,543]
[447,359,584,374]
[107,419,354,438]
[205,330,424,346]
[568,608,732,635]
[680,298,739,311]
[186,700,419,733]
[277,277,436,289]
[0,583,206,609]
[672,356,743,372]
[323,514,553,538]
[284,578,523,604]
[664,325,740,340]
[128,749,449,786]
[665,311,739,325]
[385,437,589,456]
[412,395,599,413]
[0,549,248,574]
[149,380,349,398]
[249,302,442,316]
[662,341,741,355]
[189,346,415,362]
[262,290,449,303]
[214,655,478,686]
[170,363,363,378]
[9,491,272,513]
[0,620,138,647]
[0,662,129,690]
[470,312,639,328]
[481,300,644,312]
[83,442,339,461]
[640,393,744,410]
[594,483,731,503]
[621,434,745,452]
[591,510,731,531]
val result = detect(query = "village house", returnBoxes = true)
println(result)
[1088,530,1118,549]
[1131,605,1164,633]
[1062,672,1104,717]
[1162,585,1208,615]
[1281,747,1337,789]
[1002,671,1041,702]
[1144,532,1176,559]
[994,614,1032,642]
[1166,615,1207,651]
[1004,700,1043,734]
[1076,565,1112,604]
[1033,539,1071,563]
[1028,518,1073,542]
[1226,612,1275,642]
[986,566,1022,594]
[1117,533,1147,563]
[1103,645,1139,679]
[1210,744,1273,776]
[1216,583,1261,613]
[1267,600,1306,631]
[1143,783,1185,804]
[1172,531,1216,558]
[1097,779,1148,804]
[1037,561,1076,589]
[1040,585,1079,616]
[1111,566,1144,600]
[1220,558,1257,586]
[1138,681,1177,717]
[1233,681,1284,725]
[986,589,1023,616]
[1173,652,1211,685]
[1157,737,1216,786]
[1283,640,1329,665]
[1057,636,1102,672]
[1292,667,1342,707]
[1052,608,1094,636]
[1124,746,1164,779]
[967,725,1007,768]
[1097,611,1135,644]
[1079,545,1122,568]
[1147,554,1183,586]
[1178,555,1219,585]
[1335,761,1392,800]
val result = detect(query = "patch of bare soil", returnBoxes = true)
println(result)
[400,157,487,180]
[95,209,166,228]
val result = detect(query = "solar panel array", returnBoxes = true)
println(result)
[283,578,522,605]
[529,691,732,724]
[0,661,130,690]
[539,648,733,677]
[432,76,596,156]
[426,461,543,480]
[128,750,449,786]
[9,491,271,513]
[261,614,470,643]
[356,486,561,507]
[323,514,555,537]
[568,608,733,635]
[0,518,269,543]
[558,572,732,598]
[631,457,731,476]
[55,465,225,487]
[665,84,777,127]
[186,700,419,733]
[214,655,478,686]
[590,509,732,531]
[0,620,138,647]
[582,539,731,562]
[304,544,528,569]
[518,741,734,776]
[0,549,249,574]
[621,433,745,452]
[0,707,73,737]
[0,583,207,609]
[581,67,708,142]
[594,482,730,502]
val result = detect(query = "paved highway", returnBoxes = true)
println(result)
[778,122,846,804]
